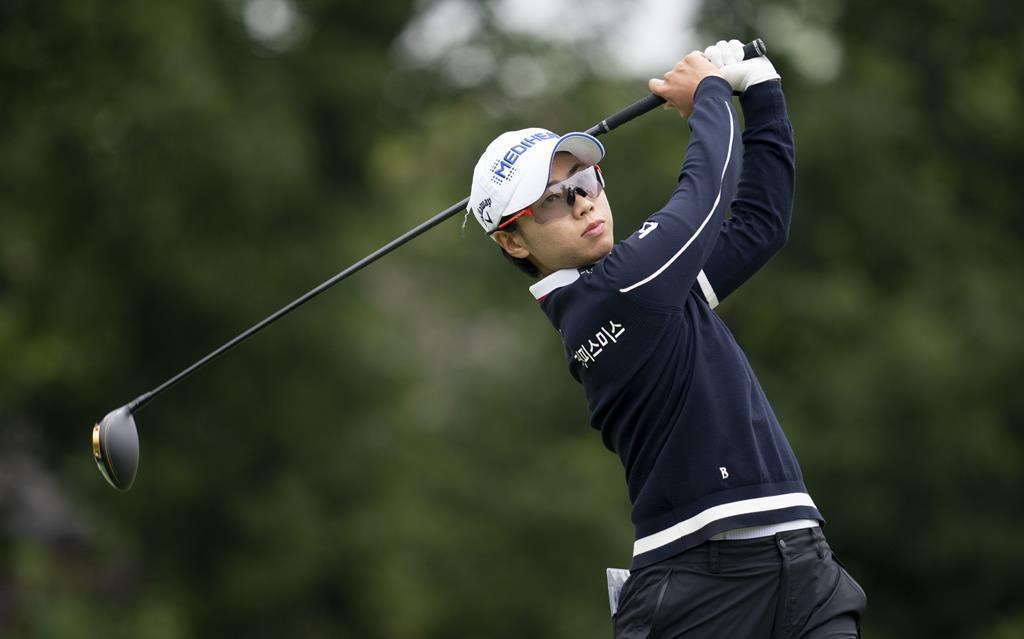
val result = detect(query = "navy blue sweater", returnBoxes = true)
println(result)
[529,78,822,569]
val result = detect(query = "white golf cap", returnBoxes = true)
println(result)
[468,128,605,233]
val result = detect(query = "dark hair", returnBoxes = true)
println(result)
[495,221,540,279]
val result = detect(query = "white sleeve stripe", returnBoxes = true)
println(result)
[619,100,735,294]
[697,270,720,309]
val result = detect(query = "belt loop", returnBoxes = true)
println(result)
[708,540,720,574]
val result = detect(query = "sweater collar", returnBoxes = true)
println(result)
[529,268,581,301]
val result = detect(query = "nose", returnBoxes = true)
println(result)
[570,187,594,218]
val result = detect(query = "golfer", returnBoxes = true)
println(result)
[467,41,866,637]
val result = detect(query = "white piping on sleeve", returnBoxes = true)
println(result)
[619,100,735,294]
[696,270,720,309]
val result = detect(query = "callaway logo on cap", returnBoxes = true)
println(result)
[468,127,605,233]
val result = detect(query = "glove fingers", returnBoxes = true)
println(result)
[703,45,724,68]
[717,40,739,65]
[726,39,745,63]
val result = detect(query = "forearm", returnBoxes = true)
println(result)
[676,76,744,193]
[695,81,794,304]
[734,80,795,251]
[604,77,742,300]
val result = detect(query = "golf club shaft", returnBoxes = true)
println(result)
[586,38,765,136]
[127,198,467,412]
[127,38,767,414]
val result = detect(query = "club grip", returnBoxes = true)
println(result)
[742,38,767,60]
[585,38,767,136]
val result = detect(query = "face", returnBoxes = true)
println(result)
[493,152,615,277]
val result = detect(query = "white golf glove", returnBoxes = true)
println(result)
[703,39,780,93]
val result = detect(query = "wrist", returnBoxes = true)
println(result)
[739,80,788,126]
[694,75,733,102]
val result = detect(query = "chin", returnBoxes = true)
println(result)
[584,243,614,265]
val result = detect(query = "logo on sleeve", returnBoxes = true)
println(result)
[638,221,659,239]
[572,320,626,369]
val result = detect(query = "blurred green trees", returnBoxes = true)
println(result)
[1,0,1022,637]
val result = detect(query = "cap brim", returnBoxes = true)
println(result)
[552,133,605,167]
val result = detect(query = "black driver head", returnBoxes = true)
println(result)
[92,406,139,491]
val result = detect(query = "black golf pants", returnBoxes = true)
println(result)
[613,527,867,638]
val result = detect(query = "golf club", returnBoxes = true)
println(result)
[92,39,768,491]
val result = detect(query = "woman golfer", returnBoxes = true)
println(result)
[467,40,867,638]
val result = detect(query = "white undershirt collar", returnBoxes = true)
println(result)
[529,268,581,300]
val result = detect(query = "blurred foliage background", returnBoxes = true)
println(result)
[2,0,1022,637]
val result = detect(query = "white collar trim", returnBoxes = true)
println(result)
[529,268,581,300]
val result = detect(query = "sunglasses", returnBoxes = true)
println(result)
[489,165,605,235]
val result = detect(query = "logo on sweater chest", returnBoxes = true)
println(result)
[572,320,626,369]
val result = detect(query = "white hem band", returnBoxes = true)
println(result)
[633,492,818,557]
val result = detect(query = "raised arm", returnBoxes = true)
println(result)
[600,55,742,307]
[697,81,795,307]
[694,40,794,308]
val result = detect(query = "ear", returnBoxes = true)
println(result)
[492,230,531,259]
